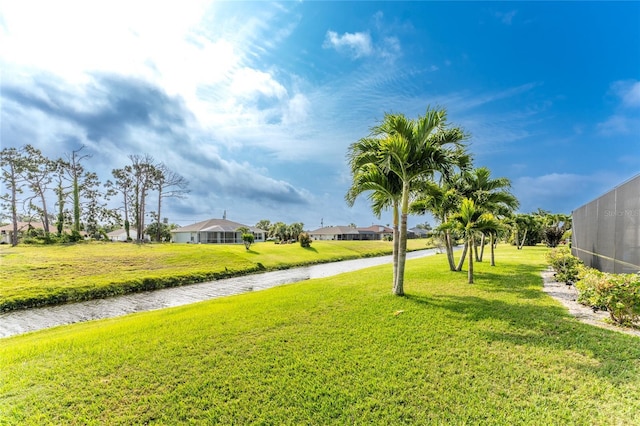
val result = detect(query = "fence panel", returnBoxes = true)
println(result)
[572,174,640,273]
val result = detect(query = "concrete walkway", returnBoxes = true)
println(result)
[541,268,640,337]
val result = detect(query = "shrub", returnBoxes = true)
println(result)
[574,267,605,308]
[576,269,640,326]
[543,227,564,248]
[546,247,582,284]
[241,233,255,250]
[299,232,312,248]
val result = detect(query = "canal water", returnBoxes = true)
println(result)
[0,248,442,338]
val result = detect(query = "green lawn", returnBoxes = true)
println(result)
[1,245,638,424]
[0,239,430,311]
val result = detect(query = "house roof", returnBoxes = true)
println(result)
[0,221,45,232]
[171,218,263,233]
[106,228,139,237]
[309,226,360,235]
[409,227,429,236]
[357,225,394,234]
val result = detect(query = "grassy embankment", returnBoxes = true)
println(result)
[0,240,428,311]
[1,245,639,424]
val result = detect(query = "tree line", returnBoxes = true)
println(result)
[254,220,305,243]
[0,145,189,246]
[346,106,571,291]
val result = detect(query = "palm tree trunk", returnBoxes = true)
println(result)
[444,230,456,271]
[468,235,474,284]
[478,233,486,262]
[490,233,496,266]
[456,242,468,271]
[393,184,409,296]
[392,202,399,290]
[518,229,527,250]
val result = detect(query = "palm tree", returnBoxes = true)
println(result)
[444,198,501,284]
[513,213,538,249]
[345,160,402,286]
[459,167,519,265]
[410,178,463,271]
[348,107,469,295]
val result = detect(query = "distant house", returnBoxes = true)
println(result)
[309,226,360,241]
[308,225,394,241]
[106,228,145,242]
[170,218,266,244]
[0,221,45,244]
[409,227,429,238]
[357,225,394,240]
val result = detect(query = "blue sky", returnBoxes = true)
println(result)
[1,1,639,230]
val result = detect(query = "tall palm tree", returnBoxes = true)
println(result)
[459,167,519,265]
[345,159,402,286]
[444,198,501,283]
[349,107,468,295]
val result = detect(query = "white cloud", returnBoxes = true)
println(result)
[597,115,635,135]
[323,30,373,58]
[282,93,311,125]
[625,82,640,107]
[611,80,640,108]
[229,68,287,100]
[597,80,640,135]
[495,10,518,25]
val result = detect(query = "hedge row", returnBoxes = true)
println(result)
[547,247,640,327]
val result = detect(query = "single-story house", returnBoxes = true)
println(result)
[308,225,394,241]
[106,228,146,242]
[408,227,430,238]
[171,218,266,244]
[309,226,360,241]
[357,225,394,240]
[0,221,45,244]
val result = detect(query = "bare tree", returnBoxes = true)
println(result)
[0,147,28,246]
[22,145,56,235]
[128,154,158,242]
[108,168,135,240]
[154,163,189,242]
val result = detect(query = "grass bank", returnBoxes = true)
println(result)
[0,239,429,311]
[1,245,638,424]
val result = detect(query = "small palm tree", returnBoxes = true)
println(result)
[444,198,501,283]
[459,167,518,265]
[237,226,254,250]
[410,177,463,271]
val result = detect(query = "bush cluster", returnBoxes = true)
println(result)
[546,247,582,284]
[547,247,640,327]
[576,268,640,326]
[299,232,312,248]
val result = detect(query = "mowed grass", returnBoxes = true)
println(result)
[1,245,639,424]
[0,239,429,311]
